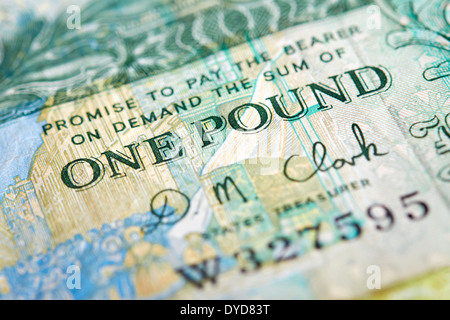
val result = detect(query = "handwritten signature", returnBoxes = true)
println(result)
[141,188,190,234]
[283,123,388,183]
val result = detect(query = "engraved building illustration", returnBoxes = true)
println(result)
[0,176,53,258]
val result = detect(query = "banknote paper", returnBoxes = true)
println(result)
[0,0,449,299]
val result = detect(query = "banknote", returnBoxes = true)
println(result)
[0,0,449,300]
